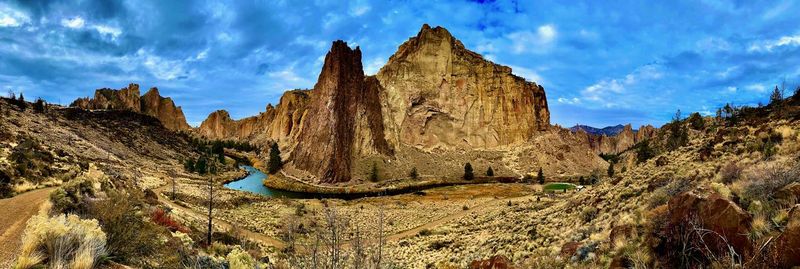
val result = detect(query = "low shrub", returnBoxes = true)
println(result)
[86,191,182,267]
[227,246,261,269]
[15,214,106,269]
[0,169,13,198]
[151,207,190,233]
[737,164,799,209]
[49,177,95,213]
[718,161,742,184]
[581,206,599,223]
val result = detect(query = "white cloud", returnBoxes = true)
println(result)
[746,83,766,92]
[726,86,737,93]
[349,1,371,16]
[748,35,800,52]
[137,49,190,80]
[61,16,85,29]
[0,4,30,27]
[509,65,544,84]
[580,64,664,107]
[557,97,581,105]
[507,24,558,54]
[291,35,327,50]
[537,24,557,42]
[93,25,122,38]
[363,57,385,75]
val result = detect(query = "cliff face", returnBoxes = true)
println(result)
[576,124,658,155]
[70,84,190,131]
[376,24,549,149]
[291,41,391,183]
[196,90,311,145]
[198,24,604,183]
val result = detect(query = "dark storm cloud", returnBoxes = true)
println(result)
[1,0,799,127]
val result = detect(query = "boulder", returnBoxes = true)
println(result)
[469,255,515,269]
[764,205,800,268]
[665,192,752,259]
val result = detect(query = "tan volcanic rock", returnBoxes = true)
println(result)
[196,90,311,145]
[291,41,391,183]
[70,83,190,131]
[140,88,191,131]
[375,24,549,150]
[577,124,658,155]
[198,24,606,183]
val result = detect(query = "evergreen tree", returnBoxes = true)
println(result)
[770,85,783,105]
[184,158,195,173]
[590,175,598,185]
[409,167,418,179]
[579,176,585,185]
[369,162,379,182]
[486,166,494,177]
[463,163,474,180]
[607,162,615,177]
[33,98,45,113]
[537,168,544,185]
[195,157,208,175]
[267,142,282,174]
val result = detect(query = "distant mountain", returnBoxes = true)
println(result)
[569,124,633,136]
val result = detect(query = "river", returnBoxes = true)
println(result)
[223,166,306,198]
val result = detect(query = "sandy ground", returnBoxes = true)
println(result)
[0,187,54,266]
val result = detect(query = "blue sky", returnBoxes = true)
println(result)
[1,0,798,127]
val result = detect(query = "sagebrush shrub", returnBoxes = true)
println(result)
[15,214,106,269]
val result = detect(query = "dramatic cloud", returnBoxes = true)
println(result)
[0,0,798,127]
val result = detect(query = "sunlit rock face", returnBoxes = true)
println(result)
[291,41,391,183]
[70,83,190,131]
[197,90,312,146]
[376,24,550,150]
[197,25,610,184]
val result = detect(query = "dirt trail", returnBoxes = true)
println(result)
[0,187,55,265]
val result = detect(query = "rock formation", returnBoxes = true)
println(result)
[70,83,190,131]
[574,124,658,155]
[290,41,391,183]
[198,24,604,183]
[376,24,549,149]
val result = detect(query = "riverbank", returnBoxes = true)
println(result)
[263,172,522,199]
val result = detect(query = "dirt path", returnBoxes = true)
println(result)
[0,187,55,265]
[154,184,286,249]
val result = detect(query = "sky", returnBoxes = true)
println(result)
[1,0,799,128]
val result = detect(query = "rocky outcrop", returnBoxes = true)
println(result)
[70,83,190,131]
[661,192,752,260]
[291,41,391,183]
[764,205,800,267]
[376,24,549,149]
[575,124,657,155]
[198,24,605,184]
[140,88,190,131]
[197,90,311,147]
[469,255,515,269]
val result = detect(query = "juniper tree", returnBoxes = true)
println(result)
[537,168,544,185]
[409,167,418,179]
[607,162,615,177]
[464,163,474,180]
[267,142,282,174]
[486,166,494,177]
[369,162,379,182]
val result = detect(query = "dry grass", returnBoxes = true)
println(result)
[14,214,106,269]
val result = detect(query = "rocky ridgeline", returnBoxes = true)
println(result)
[573,124,657,155]
[70,84,190,131]
[196,24,605,183]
